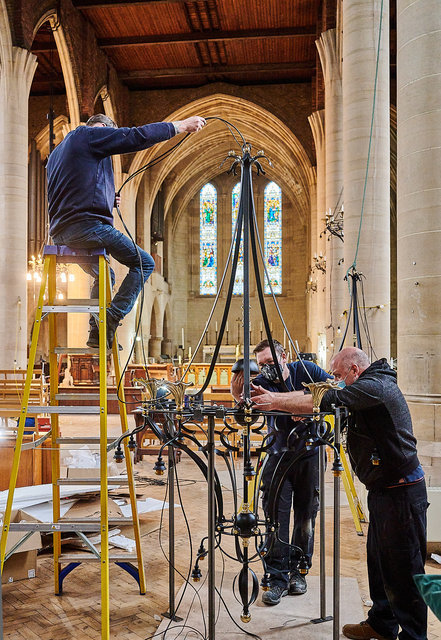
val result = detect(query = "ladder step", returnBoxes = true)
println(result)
[55,394,119,401]
[61,517,133,525]
[26,406,101,414]
[42,305,99,314]
[57,477,129,486]
[59,553,138,562]
[57,436,120,444]
[54,348,105,355]
[9,522,102,533]
[62,299,99,305]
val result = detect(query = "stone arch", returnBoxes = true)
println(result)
[0,0,12,65]
[31,11,80,127]
[97,85,122,181]
[148,297,163,362]
[161,304,172,359]
[128,94,315,231]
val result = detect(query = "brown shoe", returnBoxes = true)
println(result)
[342,621,394,640]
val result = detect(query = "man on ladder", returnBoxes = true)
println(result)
[47,112,206,348]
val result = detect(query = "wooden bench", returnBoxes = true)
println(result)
[0,369,48,431]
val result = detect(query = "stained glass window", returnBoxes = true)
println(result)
[200,183,217,295]
[231,183,243,295]
[264,182,282,294]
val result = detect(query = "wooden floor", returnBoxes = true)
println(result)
[3,415,441,639]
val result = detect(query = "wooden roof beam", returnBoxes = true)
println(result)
[98,26,316,49]
[121,61,314,80]
[73,0,188,7]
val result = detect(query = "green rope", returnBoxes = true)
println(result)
[346,0,385,284]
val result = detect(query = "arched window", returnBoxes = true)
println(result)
[264,181,282,294]
[231,183,243,295]
[199,183,217,295]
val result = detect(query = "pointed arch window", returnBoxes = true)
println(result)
[264,181,282,294]
[199,183,217,295]
[231,183,243,295]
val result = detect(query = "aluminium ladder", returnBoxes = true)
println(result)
[0,245,146,640]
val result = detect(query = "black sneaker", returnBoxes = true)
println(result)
[86,323,99,348]
[106,313,121,350]
[86,315,122,350]
[261,584,288,606]
[289,570,307,595]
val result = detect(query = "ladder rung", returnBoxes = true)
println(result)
[54,348,104,355]
[61,517,133,525]
[55,394,119,401]
[63,299,99,305]
[57,477,129,486]
[42,305,99,314]
[59,553,138,562]
[57,436,119,444]
[26,406,101,414]
[9,522,101,533]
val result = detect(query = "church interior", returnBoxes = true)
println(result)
[0,0,440,638]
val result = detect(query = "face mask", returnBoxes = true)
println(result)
[261,362,282,382]
[337,380,346,389]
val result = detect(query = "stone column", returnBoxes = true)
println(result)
[317,29,346,364]
[308,110,327,368]
[0,47,37,368]
[397,0,441,484]
[149,336,162,362]
[306,179,318,355]
[342,0,390,359]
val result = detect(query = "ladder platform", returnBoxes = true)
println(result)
[9,522,103,533]
[26,406,101,414]
[42,305,99,314]
[44,245,107,264]
[57,477,129,486]
[59,553,137,562]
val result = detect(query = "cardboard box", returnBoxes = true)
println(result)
[2,550,37,584]
[2,509,41,584]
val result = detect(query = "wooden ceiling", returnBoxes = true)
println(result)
[31,0,329,94]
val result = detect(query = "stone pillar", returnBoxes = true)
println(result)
[0,47,37,368]
[308,110,327,368]
[149,336,162,362]
[306,179,318,355]
[317,29,346,364]
[397,0,441,484]
[342,0,390,359]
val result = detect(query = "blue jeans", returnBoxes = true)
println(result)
[261,452,320,587]
[367,480,428,640]
[52,221,155,326]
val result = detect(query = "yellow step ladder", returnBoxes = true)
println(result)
[0,245,146,640]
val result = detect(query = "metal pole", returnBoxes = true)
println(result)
[241,152,251,402]
[162,446,182,621]
[311,417,332,624]
[207,413,216,640]
[319,429,327,617]
[333,408,341,640]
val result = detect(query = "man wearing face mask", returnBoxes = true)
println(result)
[251,347,428,640]
[231,339,329,605]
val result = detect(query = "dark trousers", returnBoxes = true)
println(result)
[261,452,319,588]
[367,480,428,640]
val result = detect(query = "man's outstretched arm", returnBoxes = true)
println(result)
[251,384,313,413]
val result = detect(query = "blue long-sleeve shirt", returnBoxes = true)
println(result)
[47,122,175,236]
